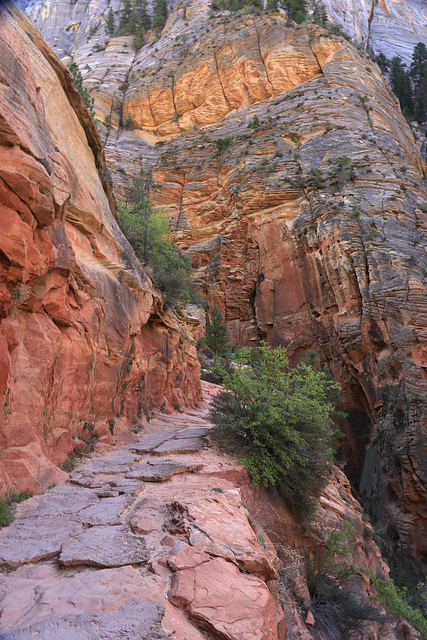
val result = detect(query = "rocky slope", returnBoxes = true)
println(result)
[0,2,201,496]
[27,0,427,67]
[21,0,427,574]
[0,384,416,640]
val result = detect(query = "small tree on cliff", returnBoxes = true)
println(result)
[153,0,168,30]
[410,42,427,122]
[389,56,413,117]
[106,8,115,35]
[119,175,203,308]
[206,306,229,357]
[209,343,341,521]
[67,61,95,116]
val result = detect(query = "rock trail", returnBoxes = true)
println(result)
[0,381,283,640]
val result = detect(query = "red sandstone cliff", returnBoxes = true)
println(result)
[85,8,427,574]
[0,2,202,495]
[5,0,427,580]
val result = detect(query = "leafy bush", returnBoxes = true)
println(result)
[306,523,385,639]
[371,575,427,636]
[209,343,341,520]
[215,137,232,154]
[36,157,51,175]
[119,176,203,308]
[0,502,13,527]
[0,490,33,527]
[124,112,135,128]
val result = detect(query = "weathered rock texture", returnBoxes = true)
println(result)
[321,0,427,66]
[74,6,427,572]
[0,2,202,496]
[0,389,414,640]
[24,0,427,571]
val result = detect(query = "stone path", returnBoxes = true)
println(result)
[0,382,283,640]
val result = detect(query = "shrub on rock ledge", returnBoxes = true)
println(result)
[209,343,342,521]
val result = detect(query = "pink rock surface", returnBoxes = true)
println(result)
[168,557,280,640]
[0,4,201,495]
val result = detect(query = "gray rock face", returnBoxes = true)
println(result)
[321,0,427,66]
[151,438,205,455]
[76,495,130,525]
[126,460,203,481]
[0,517,83,568]
[59,525,149,567]
[1,599,168,640]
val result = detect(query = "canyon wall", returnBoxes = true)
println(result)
[27,0,427,69]
[20,0,427,571]
[0,2,201,496]
[321,0,427,66]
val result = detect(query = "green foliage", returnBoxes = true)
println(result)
[117,0,151,40]
[206,306,229,357]
[67,61,95,116]
[106,8,115,35]
[212,0,262,11]
[215,136,232,154]
[248,115,260,131]
[153,0,168,30]
[374,53,390,74]
[308,0,327,26]
[372,576,427,636]
[307,522,385,639]
[389,56,414,117]
[0,490,33,527]
[209,343,341,520]
[124,112,136,128]
[119,176,203,308]
[0,502,13,527]
[266,0,307,22]
[329,156,357,189]
[118,0,133,33]
[410,42,427,122]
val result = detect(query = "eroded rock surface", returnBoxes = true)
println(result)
[0,384,411,640]
[0,2,202,494]
[2,599,168,640]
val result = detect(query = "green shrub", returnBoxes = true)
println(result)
[306,523,384,638]
[206,306,229,357]
[371,575,427,636]
[67,61,95,116]
[209,343,342,520]
[119,176,204,308]
[0,490,33,527]
[215,137,232,154]
[36,157,51,175]
[0,502,13,527]
[124,112,135,128]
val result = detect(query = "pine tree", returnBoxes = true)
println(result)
[374,53,390,75]
[153,0,168,30]
[389,56,413,117]
[118,0,133,35]
[309,0,328,26]
[410,42,427,123]
[206,307,229,357]
[134,0,151,32]
[67,61,95,116]
[106,8,115,35]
